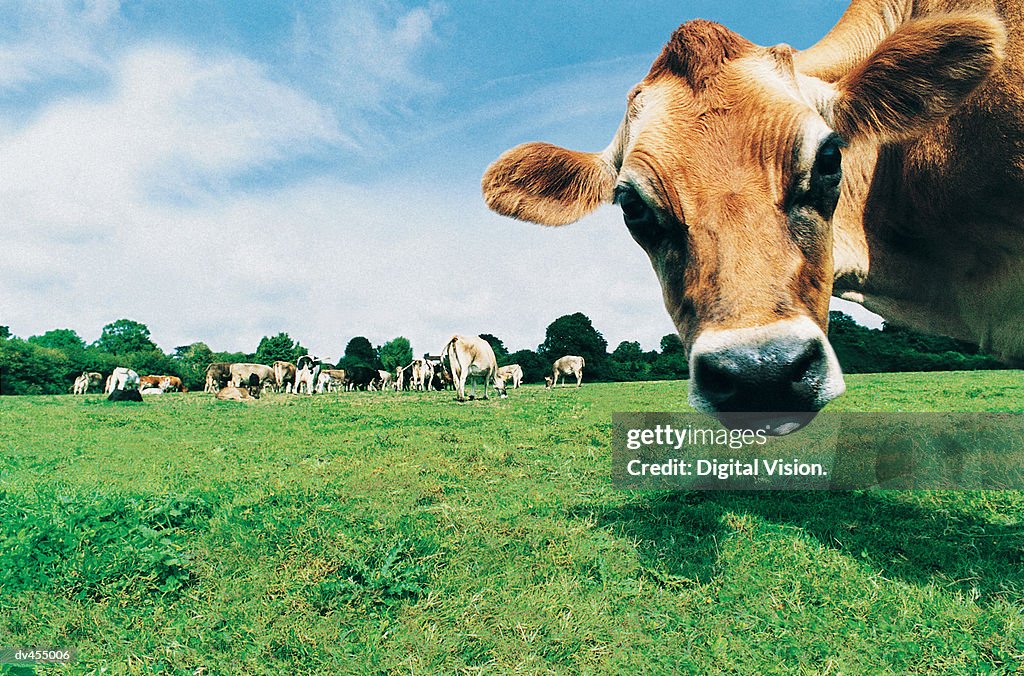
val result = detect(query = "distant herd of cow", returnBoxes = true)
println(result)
[70,335,587,403]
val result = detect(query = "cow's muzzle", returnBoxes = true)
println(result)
[688,317,845,435]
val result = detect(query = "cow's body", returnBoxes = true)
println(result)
[230,363,275,390]
[273,361,297,393]
[294,355,321,395]
[73,372,90,394]
[497,364,524,389]
[344,366,377,391]
[205,363,232,393]
[410,359,433,391]
[549,356,585,388]
[484,0,1021,432]
[216,385,253,401]
[375,369,393,391]
[106,367,140,393]
[83,371,103,392]
[316,369,347,392]
[444,335,507,401]
[162,376,185,392]
[139,375,166,391]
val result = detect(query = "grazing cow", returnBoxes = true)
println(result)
[375,369,393,391]
[273,361,297,393]
[73,372,90,395]
[409,359,433,391]
[205,363,232,393]
[395,363,415,391]
[444,334,507,401]
[230,363,275,391]
[106,367,140,393]
[483,1,1024,432]
[323,369,347,391]
[85,372,103,392]
[549,356,585,388]
[497,364,525,389]
[294,355,321,395]
[344,366,378,391]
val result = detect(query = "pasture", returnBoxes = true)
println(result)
[2,372,1024,673]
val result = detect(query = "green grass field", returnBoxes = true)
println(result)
[2,371,1024,673]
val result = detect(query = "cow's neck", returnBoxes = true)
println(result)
[833,131,1024,363]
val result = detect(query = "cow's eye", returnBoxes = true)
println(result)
[615,185,658,233]
[814,136,844,178]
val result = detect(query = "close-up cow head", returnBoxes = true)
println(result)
[483,13,1004,433]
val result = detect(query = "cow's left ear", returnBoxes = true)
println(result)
[830,13,1005,142]
[482,142,617,226]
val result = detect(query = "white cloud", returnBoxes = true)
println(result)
[0,45,345,231]
[0,1,120,90]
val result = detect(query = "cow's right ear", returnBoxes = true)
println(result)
[830,13,1005,142]
[482,142,617,226]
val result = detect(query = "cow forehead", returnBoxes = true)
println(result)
[621,55,834,199]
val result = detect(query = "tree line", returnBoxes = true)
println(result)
[0,311,1008,395]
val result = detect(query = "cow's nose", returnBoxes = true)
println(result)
[688,318,845,434]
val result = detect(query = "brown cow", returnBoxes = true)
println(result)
[205,363,232,393]
[273,361,297,393]
[483,0,1021,433]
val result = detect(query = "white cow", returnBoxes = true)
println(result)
[230,363,276,390]
[294,355,322,395]
[410,359,433,391]
[444,335,507,401]
[73,372,90,395]
[549,356,585,388]
[497,364,524,389]
[107,367,141,393]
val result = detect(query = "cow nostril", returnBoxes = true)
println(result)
[696,356,737,404]
[790,342,823,384]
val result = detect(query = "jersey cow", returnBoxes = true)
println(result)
[444,335,507,401]
[483,0,1022,433]
[548,356,585,388]
[497,364,525,389]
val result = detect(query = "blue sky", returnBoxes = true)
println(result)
[0,0,880,361]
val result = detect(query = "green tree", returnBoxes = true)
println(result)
[0,338,70,395]
[0,326,10,340]
[379,337,413,371]
[28,329,85,353]
[94,319,157,355]
[479,334,509,364]
[255,332,306,365]
[538,313,609,380]
[506,349,547,384]
[338,336,380,370]
[609,340,650,381]
[172,342,216,391]
[660,333,685,355]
